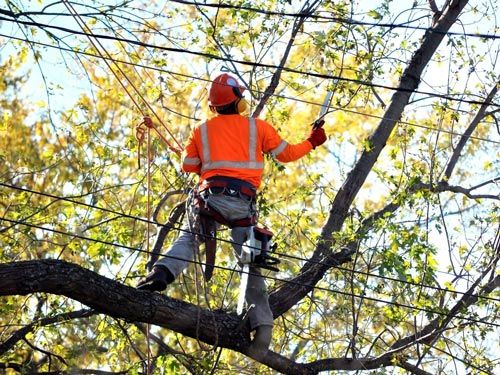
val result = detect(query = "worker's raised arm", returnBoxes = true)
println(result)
[259,119,327,163]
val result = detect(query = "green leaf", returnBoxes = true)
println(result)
[368,10,383,20]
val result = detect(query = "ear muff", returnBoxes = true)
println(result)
[236,98,248,114]
[232,86,248,114]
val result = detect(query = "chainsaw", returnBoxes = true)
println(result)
[236,226,279,315]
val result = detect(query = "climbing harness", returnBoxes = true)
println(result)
[192,178,257,280]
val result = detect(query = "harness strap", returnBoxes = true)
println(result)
[199,178,257,200]
[198,203,257,228]
[199,215,217,281]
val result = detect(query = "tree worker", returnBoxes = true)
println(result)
[137,73,327,359]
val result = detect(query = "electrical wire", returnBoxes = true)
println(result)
[1,182,499,304]
[10,0,500,40]
[0,32,499,146]
[167,0,500,40]
[0,216,498,328]
[0,16,499,110]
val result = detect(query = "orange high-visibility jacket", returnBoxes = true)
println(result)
[182,114,313,188]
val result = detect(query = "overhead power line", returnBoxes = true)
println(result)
[1,32,499,146]
[1,182,499,304]
[1,215,498,328]
[5,1,500,40]
[168,0,500,40]
[1,16,499,110]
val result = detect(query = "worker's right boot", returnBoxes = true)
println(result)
[247,325,272,361]
[137,265,174,292]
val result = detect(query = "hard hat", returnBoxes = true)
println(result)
[208,73,246,107]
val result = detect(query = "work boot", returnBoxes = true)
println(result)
[137,265,174,292]
[247,325,272,361]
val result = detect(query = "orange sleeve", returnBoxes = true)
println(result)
[275,140,313,162]
[181,127,201,174]
[259,120,313,163]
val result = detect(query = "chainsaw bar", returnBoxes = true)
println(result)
[236,263,249,315]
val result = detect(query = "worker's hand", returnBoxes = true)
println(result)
[307,126,327,149]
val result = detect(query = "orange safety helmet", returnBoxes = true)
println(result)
[208,73,246,107]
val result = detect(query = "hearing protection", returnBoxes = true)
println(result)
[232,86,248,114]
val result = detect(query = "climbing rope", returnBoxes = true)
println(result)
[60,2,185,368]
[185,191,220,352]
[145,121,153,375]
[134,116,155,373]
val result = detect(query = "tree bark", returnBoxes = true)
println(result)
[4,259,494,374]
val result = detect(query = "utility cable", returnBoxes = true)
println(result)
[167,0,500,40]
[1,32,499,146]
[0,216,498,328]
[1,182,499,304]
[0,16,498,110]
[10,1,499,40]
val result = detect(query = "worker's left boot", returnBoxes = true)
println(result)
[137,265,174,292]
[247,325,272,361]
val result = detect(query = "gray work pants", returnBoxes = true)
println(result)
[155,194,273,330]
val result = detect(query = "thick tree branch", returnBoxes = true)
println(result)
[3,259,488,374]
[0,260,251,351]
[269,0,470,318]
[0,260,362,374]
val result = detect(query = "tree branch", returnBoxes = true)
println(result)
[428,0,442,24]
[0,260,256,358]
[3,259,489,374]
[437,181,499,200]
[444,80,500,179]
[0,309,94,355]
[269,0,470,318]
[252,1,321,117]
[378,259,499,360]
[134,323,200,373]
[399,361,434,375]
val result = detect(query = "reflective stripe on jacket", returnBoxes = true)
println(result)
[182,114,312,188]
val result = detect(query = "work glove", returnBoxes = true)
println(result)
[307,125,327,149]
